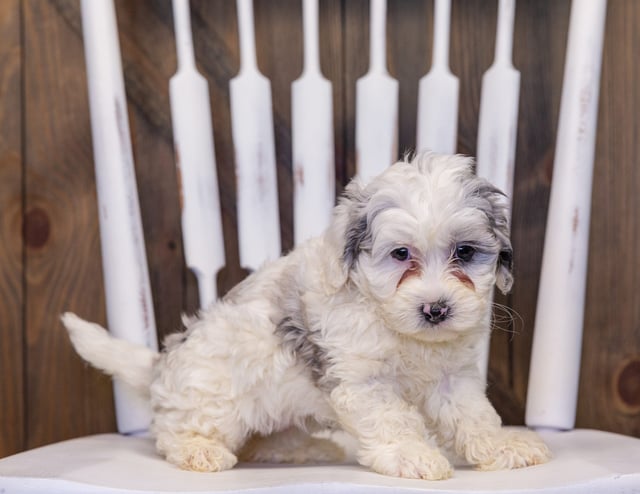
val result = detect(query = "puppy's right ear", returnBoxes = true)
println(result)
[325,179,370,284]
[342,207,369,271]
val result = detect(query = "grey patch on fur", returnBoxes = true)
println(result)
[275,317,337,390]
[340,186,372,270]
[340,185,395,271]
[343,215,369,270]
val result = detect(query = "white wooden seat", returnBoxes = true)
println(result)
[1,429,639,493]
[1,0,639,492]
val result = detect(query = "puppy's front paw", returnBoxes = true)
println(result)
[364,442,453,480]
[471,429,552,471]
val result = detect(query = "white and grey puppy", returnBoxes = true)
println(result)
[62,152,551,480]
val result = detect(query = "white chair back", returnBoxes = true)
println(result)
[85,0,604,434]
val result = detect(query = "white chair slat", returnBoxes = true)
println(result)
[170,0,226,309]
[80,0,157,435]
[475,0,520,381]
[292,0,335,245]
[416,0,459,155]
[231,0,281,272]
[526,0,608,431]
[355,0,399,183]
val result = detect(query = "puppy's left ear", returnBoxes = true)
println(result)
[473,181,514,294]
[491,197,513,294]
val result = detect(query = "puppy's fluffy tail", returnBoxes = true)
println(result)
[61,312,158,397]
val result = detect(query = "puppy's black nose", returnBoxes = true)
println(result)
[423,301,450,324]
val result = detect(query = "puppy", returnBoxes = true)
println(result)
[62,153,551,480]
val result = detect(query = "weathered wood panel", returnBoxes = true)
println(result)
[486,0,570,424]
[1,0,639,458]
[343,0,367,181]
[0,0,24,458]
[113,0,187,337]
[580,0,640,435]
[23,0,116,448]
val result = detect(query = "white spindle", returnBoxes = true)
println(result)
[292,0,335,245]
[230,0,281,271]
[416,0,459,154]
[526,0,607,431]
[355,0,399,183]
[475,0,520,380]
[170,0,225,309]
[81,0,158,434]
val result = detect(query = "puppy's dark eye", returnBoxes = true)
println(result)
[391,247,410,261]
[455,244,476,262]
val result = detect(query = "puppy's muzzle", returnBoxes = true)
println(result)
[422,301,450,325]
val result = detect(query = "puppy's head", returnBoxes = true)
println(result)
[330,153,512,342]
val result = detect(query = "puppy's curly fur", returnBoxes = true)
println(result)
[62,153,551,480]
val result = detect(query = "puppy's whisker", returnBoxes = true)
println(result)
[490,303,519,325]
[489,303,523,340]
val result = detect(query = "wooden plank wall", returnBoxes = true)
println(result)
[0,0,23,458]
[1,0,638,458]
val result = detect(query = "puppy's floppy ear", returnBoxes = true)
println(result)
[473,181,514,294]
[326,178,371,276]
[342,188,370,271]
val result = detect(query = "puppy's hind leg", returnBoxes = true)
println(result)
[156,429,239,472]
[239,427,345,464]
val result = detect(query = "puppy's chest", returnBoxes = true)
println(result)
[391,346,458,401]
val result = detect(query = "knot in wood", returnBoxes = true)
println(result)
[23,207,51,249]
[614,357,640,415]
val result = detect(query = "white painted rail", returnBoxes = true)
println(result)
[355,0,398,183]
[526,0,608,431]
[292,0,335,245]
[475,0,520,381]
[81,0,158,434]
[230,0,281,271]
[416,0,459,154]
[170,0,225,309]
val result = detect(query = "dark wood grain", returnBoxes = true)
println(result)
[2,0,640,458]
[579,0,640,436]
[507,0,570,417]
[343,0,368,181]
[387,0,430,156]
[23,0,116,448]
[254,0,300,252]
[319,0,347,190]
[0,0,24,458]
[190,0,246,298]
[114,0,188,338]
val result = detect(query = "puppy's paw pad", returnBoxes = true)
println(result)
[475,431,552,471]
[176,443,238,472]
[368,444,453,480]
